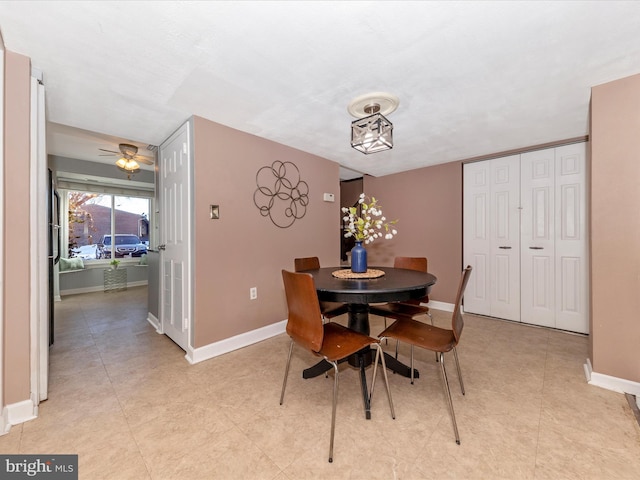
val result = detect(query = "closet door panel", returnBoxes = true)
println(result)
[490,155,520,320]
[555,143,588,333]
[521,149,556,327]
[463,161,491,316]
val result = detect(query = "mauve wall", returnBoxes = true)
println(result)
[590,73,640,383]
[363,161,463,304]
[192,116,341,347]
[3,51,31,404]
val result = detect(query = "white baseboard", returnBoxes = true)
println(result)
[146,312,160,331]
[2,398,37,432]
[60,280,148,296]
[1,407,9,435]
[426,300,455,312]
[190,319,287,364]
[584,358,640,397]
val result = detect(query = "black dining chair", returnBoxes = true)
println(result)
[294,257,349,322]
[378,266,472,445]
[280,269,395,462]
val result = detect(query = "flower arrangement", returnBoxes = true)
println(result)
[341,193,398,245]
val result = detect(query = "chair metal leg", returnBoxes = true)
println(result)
[384,317,388,344]
[329,361,339,463]
[410,345,415,384]
[452,346,465,395]
[279,340,294,405]
[438,352,460,445]
[369,343,395,419]
[426,312,439,363]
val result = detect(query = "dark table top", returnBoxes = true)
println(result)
[304,267,437,304]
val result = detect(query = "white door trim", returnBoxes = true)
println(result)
[29,69,48,409]
[0,43,7,435]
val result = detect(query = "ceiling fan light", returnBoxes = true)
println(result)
[115,157,128,168]
[125,159,140,171]
[117,165,140,175]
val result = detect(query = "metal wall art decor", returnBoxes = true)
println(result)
[254,160,309,228]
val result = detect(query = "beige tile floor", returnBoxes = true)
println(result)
[2,286,640,479]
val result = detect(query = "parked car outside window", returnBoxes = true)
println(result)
[97,234,147,259]
[70,244,97,260]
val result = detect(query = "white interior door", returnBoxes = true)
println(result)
[463,161,491,316]
[489,155,521,321]
[463,155,520,320]
[520,143,588,333]
[521,148,556,327]
[159,121,192,352]
[554,143,588,333]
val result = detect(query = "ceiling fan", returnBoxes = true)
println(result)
[99,143,154,179]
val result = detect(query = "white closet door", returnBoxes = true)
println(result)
[463,155,520,320]
[521,149,556,327]
[489,155,521,321]
[554,143,588,333]
[521,143,588,333]
[463,161,491,316]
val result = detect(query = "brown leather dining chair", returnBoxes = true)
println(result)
[294,257,349,322]
[378,266,472,445]
[280,269,395,463]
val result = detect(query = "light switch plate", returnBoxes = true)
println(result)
[323,193,335,202]
[210,205,220,219]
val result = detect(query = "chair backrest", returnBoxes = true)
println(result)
[294,257,321,272]
[281,270,324,352]
[452,266,473,343]
[394,256,427,272]
[394,257,429,304]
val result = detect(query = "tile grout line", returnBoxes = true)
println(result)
[77,296,154,479]
[532,327,550,478]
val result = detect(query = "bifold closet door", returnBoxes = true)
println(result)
[521,143,588,333]
[520,149,556,328]
[463,155,520,321]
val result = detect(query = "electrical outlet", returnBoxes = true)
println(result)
[250,287,257,300]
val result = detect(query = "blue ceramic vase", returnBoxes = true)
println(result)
[351,241,367,273]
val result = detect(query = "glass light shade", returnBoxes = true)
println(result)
[116,157,140,173]
[351,113,393,154]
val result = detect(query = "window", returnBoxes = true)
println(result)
[65,191,152,263]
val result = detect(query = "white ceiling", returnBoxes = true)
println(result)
[1,1,640,181]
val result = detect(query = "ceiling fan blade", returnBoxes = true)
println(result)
[136,156,154,165]
[99,148,119,154]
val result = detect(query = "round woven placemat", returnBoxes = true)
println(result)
[331,269,386,279]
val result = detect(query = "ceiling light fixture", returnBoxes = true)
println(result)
[115,157,140,179]
[348,92,399,155]
[99,143,155,180]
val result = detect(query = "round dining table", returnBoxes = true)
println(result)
[300,266,437,418]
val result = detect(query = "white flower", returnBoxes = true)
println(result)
[341,193,398,245]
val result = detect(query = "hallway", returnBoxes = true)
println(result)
[1,286,639,479]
